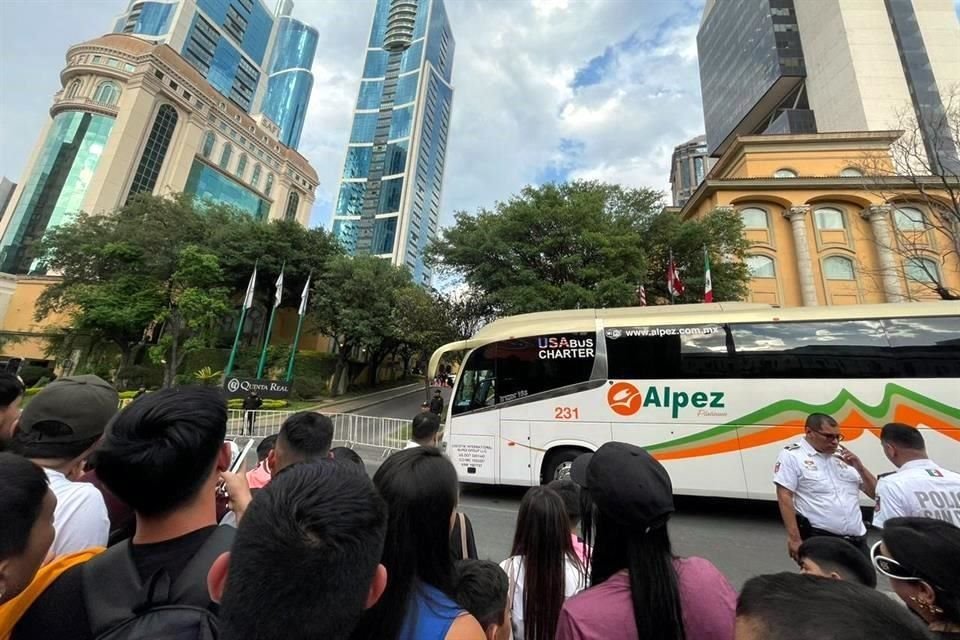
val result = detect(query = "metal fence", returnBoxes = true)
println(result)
[227,410,410,457]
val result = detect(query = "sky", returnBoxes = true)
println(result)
[0,0,711,230]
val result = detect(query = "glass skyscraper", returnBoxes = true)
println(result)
[332,0,455,286]
[112,0,317,150]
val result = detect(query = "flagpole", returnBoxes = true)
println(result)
[225,260,258,377]
[285,271,311,382]
[256,263,284,379]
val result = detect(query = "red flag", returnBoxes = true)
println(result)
[667,254,685,298]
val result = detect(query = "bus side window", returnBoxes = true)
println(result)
[453,346,495,415]
[884,317,960,377]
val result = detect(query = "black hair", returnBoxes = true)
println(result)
[94,387,227,516]
[454,559,508,632]
[880,423,925,451]
[351,447,460,640]
[737,572,930,640]
[279,412,334,460]
[510,486,578,640]
[797,537,877,588]
[219,461,387,640]
[0,372,25,407]
[256,434,279,462]
[883,517,960,624]
[332,446,365,469]
[584,509,684,640]
[805,413,837,430]
[547,479,581,528]
[411,412,441,442]
[0,452,49,558]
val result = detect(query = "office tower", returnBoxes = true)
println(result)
[669,135,713,207]
[697,0,960,172]
[0,178,15,222]
[111,0,318,150]
[0,33,317,275]
[331,0,455,286]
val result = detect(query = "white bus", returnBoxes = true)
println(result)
[428,302,960,500]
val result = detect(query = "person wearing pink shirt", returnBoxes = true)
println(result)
[245,435,278,489]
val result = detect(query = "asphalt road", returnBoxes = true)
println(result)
[349,385,888,591]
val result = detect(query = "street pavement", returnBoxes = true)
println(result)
[349,384,888,590]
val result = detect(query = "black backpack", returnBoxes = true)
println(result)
[82,526,235,640]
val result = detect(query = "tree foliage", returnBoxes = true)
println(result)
[428,181,751,314]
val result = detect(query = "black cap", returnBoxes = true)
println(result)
[13,375,119,459]
[570,442,674,530]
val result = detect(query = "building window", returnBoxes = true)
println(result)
[92,81,121,106]
[65,80,82,100]
[773,168,797,178]
[285,191,300,221]
[251,164,261,188]
[265,173,274,197]
[236,153,247,179]
[814,207,845,230]
[904,257,940,284]
[894,207,925,231]
[823,256,856,280]
[740,207,768,229]
[201,131,216,159]
[219,143,232,170]
[746,255,776,278]
[840,167,863,177]
[127,104,178,200]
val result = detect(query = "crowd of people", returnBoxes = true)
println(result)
[1,371,959,640]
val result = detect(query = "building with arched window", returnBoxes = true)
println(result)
[675,130,960,307]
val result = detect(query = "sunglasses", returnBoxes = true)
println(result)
[870,541,921,582]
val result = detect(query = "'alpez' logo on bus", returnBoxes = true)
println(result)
[607,381,726,418]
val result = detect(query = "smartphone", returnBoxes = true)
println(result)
[230,438,255,473]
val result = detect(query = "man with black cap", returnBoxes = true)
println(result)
[557,442,736,640]
[10,375,118,557]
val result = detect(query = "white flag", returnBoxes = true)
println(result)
[274,270,284,309]
[298,274,311,316]
[243,267,257,310]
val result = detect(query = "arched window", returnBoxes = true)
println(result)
[219,143,232,170]
[740,207,769,229]
[285,191,300,221]
[840,167,863,177]
[65,80,82,100]
[236,154,247,179]
[265,173,274,197]
[905,257,940,284]
[894,207,925,231]
[92,81,121,106]
[814,207,845,230]
[201,131,216,159]
[746,255,776,278]
[127,104,178,200]
[773,168,798,178]
[251,164,262,188]
[823,256,855,280]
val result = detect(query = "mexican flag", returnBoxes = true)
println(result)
[703,246,713,303]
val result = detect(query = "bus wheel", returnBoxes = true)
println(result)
[542,448,588,484]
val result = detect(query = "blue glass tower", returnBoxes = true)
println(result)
[332,0,455,286]
[112,0,316,150]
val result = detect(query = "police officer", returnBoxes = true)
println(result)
[873,422,960,528]
[774,413,877,560]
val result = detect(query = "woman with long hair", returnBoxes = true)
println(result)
[350,447,485,640]
[500,486,586,640]
[556,442,736,640]
[874,517,960,639]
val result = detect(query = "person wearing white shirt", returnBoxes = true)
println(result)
[873,422,960,528]
[773,413,877,561]
[406,411,441,449]
[10,375,118,555]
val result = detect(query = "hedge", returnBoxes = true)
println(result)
[227,398,288,410]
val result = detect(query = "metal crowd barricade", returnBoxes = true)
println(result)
[226,410,410,458]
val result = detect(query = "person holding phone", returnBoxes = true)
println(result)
[773,413,877,560]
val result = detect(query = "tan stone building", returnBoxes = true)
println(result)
[680,131,960,307]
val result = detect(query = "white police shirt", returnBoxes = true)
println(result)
[45,468,110,556]
[773,438,866,537]
[873,458,960,528]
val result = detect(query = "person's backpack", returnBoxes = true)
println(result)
[82,525,235,640]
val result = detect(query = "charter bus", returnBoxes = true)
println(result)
[427,301,960,501]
